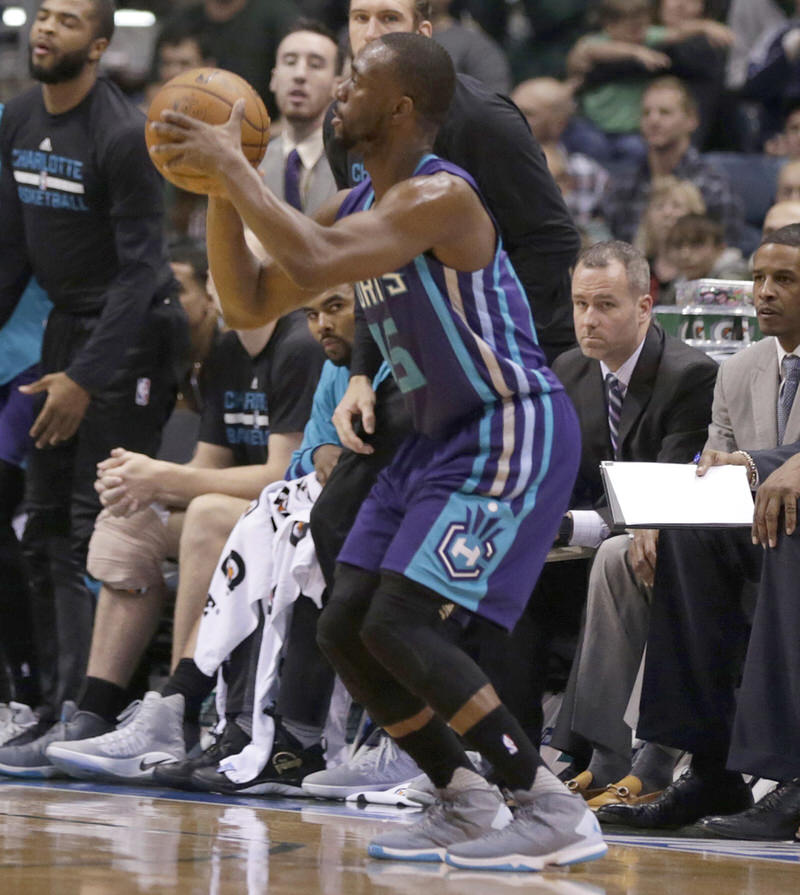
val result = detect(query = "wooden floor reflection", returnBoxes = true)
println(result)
[0,782,798,894]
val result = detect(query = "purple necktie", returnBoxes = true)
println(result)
[284,148,303,211]
[606,372,624,459]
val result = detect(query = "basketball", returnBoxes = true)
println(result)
[146,67,271,195]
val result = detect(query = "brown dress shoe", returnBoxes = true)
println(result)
[566,770,605,800]
[587,774,664,810]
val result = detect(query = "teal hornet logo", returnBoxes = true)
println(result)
[437,504,503,580]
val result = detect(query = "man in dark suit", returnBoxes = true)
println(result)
[537,241,718,803]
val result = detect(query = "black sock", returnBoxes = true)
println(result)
[462,705,543,791]
[162,658,215,724]
[78,676,130,724]
[394,717,473,789]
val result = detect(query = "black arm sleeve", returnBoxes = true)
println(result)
[434,77,580,355]
[350,301,385,380]
[65,128,171,393]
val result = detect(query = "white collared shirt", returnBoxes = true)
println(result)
[569,334,648,548]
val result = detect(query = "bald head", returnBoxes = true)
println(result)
[763,201,800,237]
[511,77,575,143]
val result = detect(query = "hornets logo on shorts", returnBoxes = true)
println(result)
[436,504,503,580]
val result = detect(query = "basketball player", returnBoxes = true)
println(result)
[151,33,606,872]
[0,0,186,717]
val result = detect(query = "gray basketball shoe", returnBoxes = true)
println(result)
[444,789,608,872]
[367,768,512,863]
[45,692,186,782]
[0,702,111,778]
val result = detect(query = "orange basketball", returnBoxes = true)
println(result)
[146,67,270,195]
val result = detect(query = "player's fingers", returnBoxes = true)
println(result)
[18,376,47,394]
[764,494,781,548]
[359,401,376,435]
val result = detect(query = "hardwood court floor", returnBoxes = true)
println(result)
[0,781,798,894]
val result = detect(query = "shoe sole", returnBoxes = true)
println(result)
[0,761,63,779]
[368,843,446,862]
[45,746,183,782]
[215,781,311,797]
[302,781,403,799]
[444,839,608,872]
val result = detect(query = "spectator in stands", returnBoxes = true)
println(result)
[777,159,800,202]
[662,213,749,303]
[511,77,610,233]
[0,242,324,779]
[603,76,744,249]
[157,0,300,119]
[763,199,800,236]
[596,224,800,834]
[566,0,668,165]
[428,0,511,94]
[765,99,800,159]
[634,176,707,300]
[742,0,800,143]
[535,241,716,808]
[725,0,790,91]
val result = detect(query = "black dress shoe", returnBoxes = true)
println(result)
[685,780,800,841]
[595,767,754,829]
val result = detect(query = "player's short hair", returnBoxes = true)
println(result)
[154,18,209,59]
[666,213,724,248]
[169,237,208,285]
[760,223,800,251]
[575,240,651,297]
[281,18,346,75]
[379,31,455,131]
[88,0,116,42]
[644,76,698,117]
[413,1,433,25]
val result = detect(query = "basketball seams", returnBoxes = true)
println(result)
[152,82,264,132]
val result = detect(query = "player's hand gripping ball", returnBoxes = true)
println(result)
[146,67,270,195]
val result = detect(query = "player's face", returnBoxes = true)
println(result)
[303,285,356,365]
[332,46,395,150]
[763,203,800,237]
[640,87,696,149]
[171,261,213,328]
[29,0,106,84]
[270,30,340,125]
[572,260,652,370]
[752,243,800,349]
[349,1,431,57]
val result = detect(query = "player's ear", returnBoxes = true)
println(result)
[88,37,109,62]
[417,20,433,39]
[393,94,414,121]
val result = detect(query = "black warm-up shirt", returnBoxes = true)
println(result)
[0,77,175,393]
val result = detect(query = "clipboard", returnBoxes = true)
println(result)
[600,461,754,528]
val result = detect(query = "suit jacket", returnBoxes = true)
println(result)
[259,133,337,215]
[552,322,718,513]
[705,336,800,452]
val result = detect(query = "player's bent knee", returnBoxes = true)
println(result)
[87,507,168,592]
[316,563,378,659]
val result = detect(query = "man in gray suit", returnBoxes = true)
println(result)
[597,224,800,835]
[258,20,340,215]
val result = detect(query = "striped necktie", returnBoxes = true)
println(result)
[778,354,800,444]
[606,372,624,459]
[284,148,303,211]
